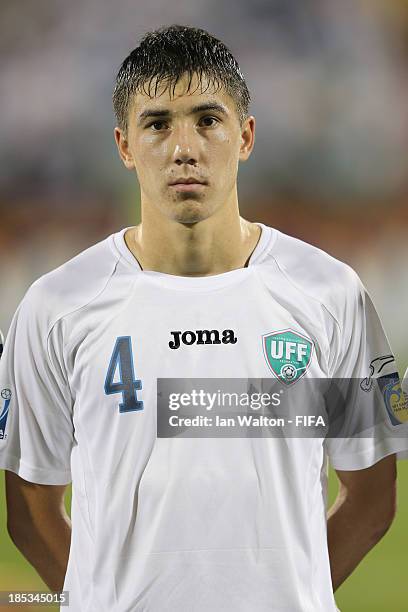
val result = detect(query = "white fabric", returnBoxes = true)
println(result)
[403,368,408,394]
[1,222,407,612]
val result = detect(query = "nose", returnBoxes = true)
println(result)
[171,126,199,166]
[174,150,196,166]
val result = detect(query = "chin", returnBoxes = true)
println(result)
[170,200,213,225]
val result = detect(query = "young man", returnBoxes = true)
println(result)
[1,25,407,612]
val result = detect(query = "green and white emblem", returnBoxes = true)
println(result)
[262,329,314,385]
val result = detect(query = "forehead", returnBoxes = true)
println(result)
[129,71,236,119]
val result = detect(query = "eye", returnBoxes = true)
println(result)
[147,120,168,131]
[199,116,218,127]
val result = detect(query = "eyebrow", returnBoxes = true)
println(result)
[137,102,228,125]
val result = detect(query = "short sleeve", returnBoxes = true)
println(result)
[403,368,408,394]
[324,268,408,470]
[0,283,74,484]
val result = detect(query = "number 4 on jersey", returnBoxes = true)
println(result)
[104,336,143,412]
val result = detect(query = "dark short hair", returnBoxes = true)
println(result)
[113,24,251,132]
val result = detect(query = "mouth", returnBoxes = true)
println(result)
[168,179,207,192]
[169,183,206,191]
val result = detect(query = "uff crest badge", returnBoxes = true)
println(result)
[263,329,314,385]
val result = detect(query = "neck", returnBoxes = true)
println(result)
[125,201,261,277]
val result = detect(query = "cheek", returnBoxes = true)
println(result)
[209,132,240,172]
[137,135,169,160]
[140,133,163,150]
[134,138,168,175]
[213,126,240,154]
[207,127,233,150]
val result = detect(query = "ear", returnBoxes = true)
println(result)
[239,115,256,162]
[114,127,135,170]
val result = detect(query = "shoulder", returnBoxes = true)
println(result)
[270,228,360,289]
[261,226,364,325]
[19,232,122,334]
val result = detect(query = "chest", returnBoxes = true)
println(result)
[64,276,331,454]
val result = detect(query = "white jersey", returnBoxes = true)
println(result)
[1,222,407,612]
[403,368,408,394]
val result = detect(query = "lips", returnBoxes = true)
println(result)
[169,178,206,185]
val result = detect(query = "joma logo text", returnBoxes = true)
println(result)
[169,329,238,350]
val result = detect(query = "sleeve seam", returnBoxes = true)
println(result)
[46,257,120,356]
[1,454,71,476]
[328,439,400,468]
[269,249,342,336]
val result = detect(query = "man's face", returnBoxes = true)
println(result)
[115,72,255,224]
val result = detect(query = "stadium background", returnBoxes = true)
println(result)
[0,1,407,610]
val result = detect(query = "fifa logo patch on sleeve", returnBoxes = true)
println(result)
[0,388,11,440]
[380,376,408,426]
[262,329,314,385]
[360,355,395,392]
